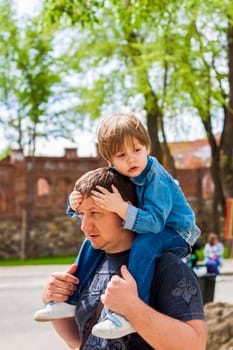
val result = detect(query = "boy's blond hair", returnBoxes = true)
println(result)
[97,112,151,162]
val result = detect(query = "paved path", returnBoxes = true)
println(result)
[211,258,233,303]
[1,260,233,350]
[0,265,70,350]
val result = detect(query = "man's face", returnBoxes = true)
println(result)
[78,196,133,253]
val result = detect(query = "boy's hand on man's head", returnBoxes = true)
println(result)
[91,185,129,220]
[70,191,82,212]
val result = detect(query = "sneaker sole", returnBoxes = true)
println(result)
[92,327,136,339]
[34,315,74,322]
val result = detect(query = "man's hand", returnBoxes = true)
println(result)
[42,264,79,304]
[91,185,129,220]
[101,265,138,316]
[70,191,82,212]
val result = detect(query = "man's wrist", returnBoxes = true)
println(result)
[121,295,144,324]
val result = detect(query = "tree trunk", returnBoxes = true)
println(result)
[22,142,36,258]
[21,163,34,259]
[202,115,226,234]
[221,21,233,198]
[125,30,174,166]
[160,116,177,178]
[144,88,163,163]
[20,207,27,259]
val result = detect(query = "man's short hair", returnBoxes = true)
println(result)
[75,167,137,206]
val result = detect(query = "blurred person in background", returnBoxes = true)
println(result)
[204,233,224,276]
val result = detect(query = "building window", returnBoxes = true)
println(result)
[202,173,214,199]
[37,178,50,196]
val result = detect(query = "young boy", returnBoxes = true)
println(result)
[34,112,200,339]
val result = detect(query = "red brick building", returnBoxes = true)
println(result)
[0,148,105,220]
[0,139,214,221]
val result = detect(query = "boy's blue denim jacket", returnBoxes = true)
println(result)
[124,156,200,245]
[67,156,200,246]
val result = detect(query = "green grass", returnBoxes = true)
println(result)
[0,255,76,266]
[0,245,229,267]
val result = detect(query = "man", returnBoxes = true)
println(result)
[42,167,207,350]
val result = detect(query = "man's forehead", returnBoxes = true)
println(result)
[79,196,100,211]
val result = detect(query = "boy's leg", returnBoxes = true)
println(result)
[34,239,104,321]
[92,228,189,338]
[129,227,189,303]
[92,233,158,338]
[67,239,105,304]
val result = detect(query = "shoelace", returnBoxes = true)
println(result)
[106,313,123,327]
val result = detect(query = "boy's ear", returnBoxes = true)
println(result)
[107,161,112,166]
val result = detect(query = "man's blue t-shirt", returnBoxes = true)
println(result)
[75,251,205,350]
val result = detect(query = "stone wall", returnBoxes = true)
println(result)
[0,217,84,259]
[0,198,223,259]
[205,302,233,350]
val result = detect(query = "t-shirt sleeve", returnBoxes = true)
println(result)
[150,253,205,321]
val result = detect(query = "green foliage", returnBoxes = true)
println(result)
[40,0,232,129]
[42,0,183,127]
[0,146,11,160]
[43,0,105,26]
[40,0,233,203]
[1,0,232,148]
[1,0,233,203]
[0,0,84,154]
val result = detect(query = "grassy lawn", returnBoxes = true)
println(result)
[0,255,76,266]
[0,246,229,267]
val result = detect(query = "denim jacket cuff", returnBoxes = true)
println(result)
[123,204,138,230]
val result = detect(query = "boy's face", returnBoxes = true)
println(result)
[110,137,149,178]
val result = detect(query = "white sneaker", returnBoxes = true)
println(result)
[34,302,76,322]
[92,313,135,339]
